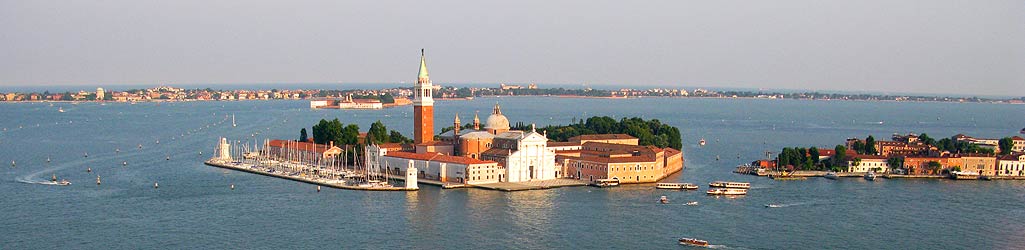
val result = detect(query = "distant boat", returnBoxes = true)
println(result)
[230,184,235,190]
[590,178,620,188]
[709,181,751,189]
[86,167,91,173]
[10,160,14,167]
[96,176,101,185]
[123,161,128,166]
[232,114,237,127]
[699,138,706,146]
[685,201,699,206]
[765,204,784,208]
[656,182,698,190]
[57,179,71,186]
[864,172,876,181]
[707,188,747,195]
[824,172,838,180]
[154,182,159,189]
[659,195,669,204]
[58,107,64,113]
[679,238,709,247]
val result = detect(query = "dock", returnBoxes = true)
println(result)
[204,160,418,191]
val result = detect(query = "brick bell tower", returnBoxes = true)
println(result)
[413,49,434,144]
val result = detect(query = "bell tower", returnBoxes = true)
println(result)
[413,49,435,144]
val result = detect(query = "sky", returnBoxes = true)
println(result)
[1,1,1023,96]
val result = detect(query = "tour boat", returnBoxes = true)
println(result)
[709,181,751,189]
[864,172,876,181]
[699,139,706,146]
[590,178,620,188]
[659,195,669,204]
[824,172,838,180]
[706,188,747,195]
[950,171,980,180]
[656,182,698,190]
[679,238,709,247]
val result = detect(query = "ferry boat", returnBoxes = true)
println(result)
[950,171,980,180]
[679,238,709,247]
[864,172,876,181]
[709,181,751,189]
[824,172,838,180]
[656,182,698,190]
[590,178,620,188]
[706,188,747,195]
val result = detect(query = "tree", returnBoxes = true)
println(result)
[833,145,847,167]
[887,157,904,171]
[865,135,877,155]
[852,141,866,154]
[299,128,308,142]
[919,133,936,146]
[369,121,389,144]
[927,161,942,174]
[999,137,1013,155]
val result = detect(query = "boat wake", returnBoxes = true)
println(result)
[15,178,62,186]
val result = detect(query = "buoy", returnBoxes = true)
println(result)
[84,152,88,158]
[11,160,15,167]
[199,151,203,155]
[86,167,92,173]
[166,156,170,161]
[316,186,321,192]
[123,161,128,166]
[46,157,50,163]
[230,184,235,190]
[154,182,159,189]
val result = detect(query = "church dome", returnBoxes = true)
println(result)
[484,104,510,130]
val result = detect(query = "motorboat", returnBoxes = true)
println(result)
[864,172,876,181]
[679,238,709,247]
[656,182,698,190]
[707,188,747,195]
[824,172,838,180]
[709,181,751,189]
[659,196,669,204]
[765,204,784,208]
[685,201,699,206]
[699,139,706,146]
[57,179,71,186]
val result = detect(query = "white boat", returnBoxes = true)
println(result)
[709,181,751,189]
[58,107,64,113]
[950,171,980,180]
[656,182,698,190]
[685,201,699,206]
[707,188,747,195]
[765,204,784,208]
[96,176,101,185]
[154,182,159,189]
[57,179,71,186]
[590,178,620,188]
[659,195,669,204]
[824,172,838,180]
[864,172,876,181]
[232,114,237,127]
[699,138,706,146]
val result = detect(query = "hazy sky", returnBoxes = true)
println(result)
[1,1,1022,96]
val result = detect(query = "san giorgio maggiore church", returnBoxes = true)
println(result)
[367,50,558,184]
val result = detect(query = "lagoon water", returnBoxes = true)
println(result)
[1,97,1024,249]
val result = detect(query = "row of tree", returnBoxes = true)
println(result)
[510,116,683,150]
[303,119,411,146]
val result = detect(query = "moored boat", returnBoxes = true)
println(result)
[656,182,698,190]
[706,188,747,195]
[679,238,709,247]
[709,181,751,189]
[824,172,838,180]
[950,171,980,180]
[590,178,620,188]
[864,172,876,181]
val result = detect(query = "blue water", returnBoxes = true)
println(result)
[1,98,1023,249]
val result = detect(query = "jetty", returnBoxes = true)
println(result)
[205,159,417,191]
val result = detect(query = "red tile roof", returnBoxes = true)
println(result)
[385,151,496,165]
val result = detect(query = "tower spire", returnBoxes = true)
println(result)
[418,49,429,81]
[473,111,480,130]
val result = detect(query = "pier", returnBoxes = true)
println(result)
[205,160,417,191]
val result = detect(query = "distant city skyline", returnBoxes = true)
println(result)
[1,1,1022,96]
